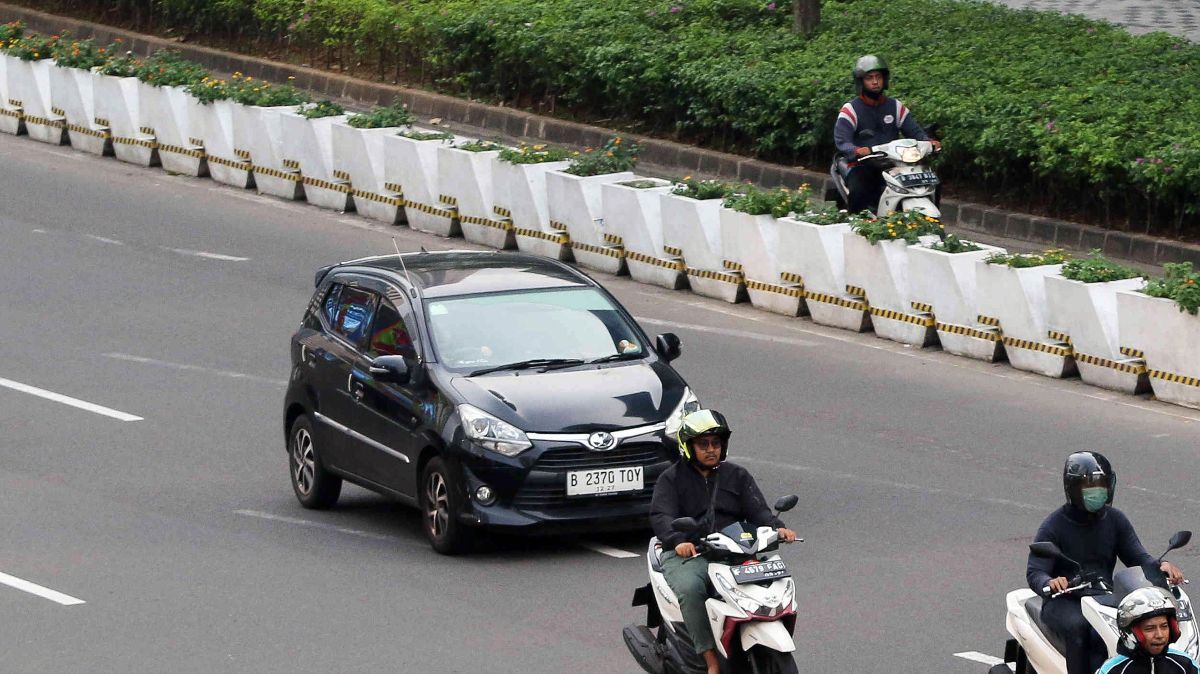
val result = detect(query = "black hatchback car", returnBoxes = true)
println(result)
[283,251,699,553]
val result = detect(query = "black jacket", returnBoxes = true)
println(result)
[1098,646,1200,673]
[650,460,785,549]
[1026,504,1156,595]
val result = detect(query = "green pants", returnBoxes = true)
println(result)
[660,551,716,654]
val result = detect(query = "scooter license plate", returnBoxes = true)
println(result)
[898,172,939,187]
[566,466,644,496]
[731,560,790,584]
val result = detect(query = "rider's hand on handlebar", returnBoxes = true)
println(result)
[1048,576,1070,594]
[777,528,798,543]
[854,147,872,157]
[1162,561,1186,585]
[675,542,698,558]
[930,139,942,152]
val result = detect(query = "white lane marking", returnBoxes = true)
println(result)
[103,353,287,387]
[954,651,1007,667]
[0,377,142,421]
[31,228,46,234]
[163,247,249,262]
[579,541,639,559]
[85,234,124,246]
[634,316,818,348]
[234,509,400,543]
[0,570,86,606]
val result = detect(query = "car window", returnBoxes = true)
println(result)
[332,285,377,348]
[424,287,645,370]
[368,300,417,359]
[321,283,342,326]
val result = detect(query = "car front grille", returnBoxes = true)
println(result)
[531,443,667,470]
[511,442,670,510]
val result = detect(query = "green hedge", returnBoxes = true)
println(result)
[25,0,1200,234]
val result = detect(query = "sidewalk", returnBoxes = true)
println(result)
[989,0,1200,41]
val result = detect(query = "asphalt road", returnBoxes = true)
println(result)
[1,131,1198,674]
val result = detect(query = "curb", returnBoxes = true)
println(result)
[3,2,1199,269]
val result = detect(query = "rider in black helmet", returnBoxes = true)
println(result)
[833,55,940,214]
[649,409,798,674]
[1026,452,1186,674]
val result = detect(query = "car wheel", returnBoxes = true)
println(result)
[289,414,342,509]
[420,456,470,555]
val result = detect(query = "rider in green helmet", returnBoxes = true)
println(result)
[650,409,798,674]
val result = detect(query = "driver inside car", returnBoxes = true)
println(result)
[649,409,797,674]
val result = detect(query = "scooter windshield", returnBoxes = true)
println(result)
[718,522,760,554]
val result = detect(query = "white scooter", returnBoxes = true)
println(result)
[622,495,801,674]
[992,531,1197,674]
[828,132,942,219]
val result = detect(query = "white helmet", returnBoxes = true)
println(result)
[1117,587,1180,651]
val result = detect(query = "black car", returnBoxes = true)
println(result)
[283,251,699,554]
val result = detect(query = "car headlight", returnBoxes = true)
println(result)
[664,387,701,437]
[458,404,532,456]
[900,146,923,163]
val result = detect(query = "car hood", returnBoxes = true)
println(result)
[449,361,686,432]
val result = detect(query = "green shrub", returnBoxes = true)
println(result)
[0,20,24,45]
[792,203,849,225]
[985,249,1070,268]
[498,143,572,164]
[301,100,346,118]
[186,75,230,104]
[1060,250,1142,283]
[229,74,308,106]
[565,137,639,176]
[456,140,506,152]
[671,176,736,200]
[6,33,60,61]
[97,51,141,78]
[851,209,943,243]
[53,38,110,70]
[929,234,982,253]
[398,129,455,141]
[135,50,208,87]
[724,184,812,218]
[346,99,415,128]
[1143,262,1200,315]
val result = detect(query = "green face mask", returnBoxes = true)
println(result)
[1081,487,1109,512]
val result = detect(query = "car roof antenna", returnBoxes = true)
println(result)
[391,237,414,287]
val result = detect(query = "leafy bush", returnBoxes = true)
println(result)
[301,100,346,118]
[724,184,811,218]
[456,140,506,152]
[498,143,572,164]
[671,176,736,200]
[1144,262,1200,315]
[398,129,455,141]
[0,20,24,45]
[1060,250,1142,283]
[53,38,110,70]
[851,209,943,243]
[186,75,230,104]
[985,249,1070,268]
[929,234,982,253]
[346,99,414,128]
[565,137,639,176]
[135,50,208,87]
[6,33,60,61]
[97,51,141,78]
[792,203,849,225]
[229,73,308,106]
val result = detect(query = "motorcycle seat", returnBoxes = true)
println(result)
[1024,595,1068,656]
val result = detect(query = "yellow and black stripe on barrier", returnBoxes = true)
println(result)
[333,169,351,182]
[744,278,804,298]
[139,126,155,135]
[1000,336,1073,358]
[352,188,403,207]
[283,159,301,171]
[805,289,868,312]
[1047,330,1072,345]
[870,306,936,328]
[207,154,251,170]
[64,122,109,139]
[934,322,1001,341]
[94,117,111,128]
[570,240,624,259]
[686,267,745,285]
[625,250,684,272]
[302,176,352,194]
[234,148,251,160]
[1148,369,1200,388]
[113,135,158,149]
[549,220,570,232]
[22,112,64,129]
[977,315,1001,327]
[8,98,22,109]
[460,213,512,231]
[51,107,65,117]
[846,285,867,298]
[663,245,684,258]
[252,164,302,183]
[439,194,459,208]
[1120,346,1145,359]
[158,142,205,160]
[723,260,744,273]
[0,107,22,120]
[1074,352,1147,375]
[405,200,457,219]
[780,272,805,285]
[513,226,569,245]
[493,206,513,220]
[910,301,934,314]
[603,232,623,246]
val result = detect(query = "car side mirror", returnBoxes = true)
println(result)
[774,495,799,513]
[672,517,699,533]
[368,355,410,384]
[655,333,681,362]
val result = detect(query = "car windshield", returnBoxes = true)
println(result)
[425,287,646,372]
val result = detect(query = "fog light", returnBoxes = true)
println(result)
[475,485,495,505]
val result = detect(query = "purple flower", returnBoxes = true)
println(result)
[1045,121,1056,131]
[1164,166,1175,174]
[1152,157,1163,164]
[767,2,777,9]
[669,5,682,13]
[1086,27,1096,34]
[1136,157,1145,164]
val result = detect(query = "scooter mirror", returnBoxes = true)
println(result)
[1170,531,1192,551]
[1029,541,1065,560]
[672,517,699,533]
[774,495,799,513]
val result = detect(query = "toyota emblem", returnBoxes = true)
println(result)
[587,431,617,450]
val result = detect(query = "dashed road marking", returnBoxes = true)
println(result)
[162,247,249,262]
[85,234,124,246]
[954,651,1007,667]
[234,509,401,543]
[579,541,639,559]
[0,376,142,421]
[0,570,85,606]
[103,353,287,387]
[634,316,818,348]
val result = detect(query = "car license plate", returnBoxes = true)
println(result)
[730,560,790,584]
[566,466,644,496]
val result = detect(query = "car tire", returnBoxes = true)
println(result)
[420,456,470,555]
[288,414,342,509]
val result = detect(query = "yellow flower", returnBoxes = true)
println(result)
[683,175,692,181]
[606,151,614,157]
[533,144,545,150]
[613,137,622,145]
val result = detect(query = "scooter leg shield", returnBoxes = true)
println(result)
[622,624,666,674]
[633,583,664,628]
[898,197,940,219]
[739,621,797,654]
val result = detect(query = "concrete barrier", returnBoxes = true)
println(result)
[94,71,156,165]
[0,55,18,135]
[1117,290,1200,409]
[333,122,402,225]
[908,242,1006,360]
[495,158,572,260]
[383,132,461,237]
[47,63,107,155]
[191,98,249,187]
[279,110,351,211]
[1046,275,1149,393]
[776,217,868,331]
[976,261,1076,378]
[438,144,510,249]
[602,178,684,290]
[7,57,63,144]
[235,103,302,199]
[661,193,744,303]
[720,208,802,316]
[546,169,635,275]
[843,234,938,346]
[138,83,204,176]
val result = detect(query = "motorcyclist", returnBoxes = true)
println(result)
[833,54,940,214]
[649,409,798,674]
[1097,587,1200,673]
[1026,452,1186,674]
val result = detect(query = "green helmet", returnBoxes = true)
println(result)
[853,54,890,94]
[677,409,732,463]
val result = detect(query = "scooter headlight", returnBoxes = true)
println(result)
[900,146,924,163]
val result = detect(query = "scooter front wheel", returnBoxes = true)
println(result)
[746,647,798,674]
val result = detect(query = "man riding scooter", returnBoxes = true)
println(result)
[832,55,941,214]
[1097,587,1200,673]
[1027,452,1186,674]
[649,409,798,674]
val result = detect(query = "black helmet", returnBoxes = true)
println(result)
[853,54,890,95]
[677,409,731,463]
[1063,451,1116,512]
